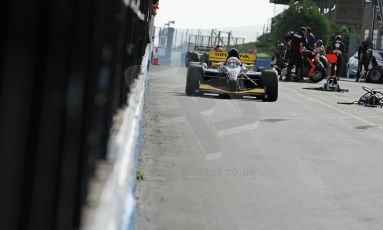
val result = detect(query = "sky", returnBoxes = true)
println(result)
[154,0,287,29]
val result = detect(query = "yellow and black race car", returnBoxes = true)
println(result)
[185,45,212,67]
[185,49,278,101]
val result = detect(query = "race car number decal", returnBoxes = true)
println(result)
[208,51,256,64]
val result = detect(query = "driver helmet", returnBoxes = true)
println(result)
[214,45,223,52]
[278,43,286,51]
[299,27,308,36]
[228,48,240,59]
[285,31,294,41]
[226,57,241,69]
[335,35,342,41]
[316,39,323,46]
[366,48,373,55]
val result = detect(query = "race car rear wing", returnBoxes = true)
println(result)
[208,51,257,65]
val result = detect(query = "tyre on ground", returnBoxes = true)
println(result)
[311,68,326,83]
[261,69,278,102]
[185,64,203,96]
[366,67,383,83]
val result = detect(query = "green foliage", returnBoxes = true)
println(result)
[229,33,274,58]
[136,169,144,181]
[246,0,352,57]
[273,0,332,44]
[254,33,275,57]
[227,42,256,53]
[230,0,353,59]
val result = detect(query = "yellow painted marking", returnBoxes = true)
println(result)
[199,83,265,94]
[208,51,257,64]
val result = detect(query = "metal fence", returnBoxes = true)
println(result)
[0,0,154,230]
[155,28,248,51]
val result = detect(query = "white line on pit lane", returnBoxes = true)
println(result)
[216,120,260,137]
[206,152,222,161]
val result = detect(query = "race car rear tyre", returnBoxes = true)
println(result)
[366,68,383,83]
[261,69,278,102]
[185,54,189,67]
[200,53,209,65]
[185,52,200,67]
[186,64,203,96]
[188,62,201,66]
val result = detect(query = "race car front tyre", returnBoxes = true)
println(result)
[186,64,203,96]
[261,69,278,102]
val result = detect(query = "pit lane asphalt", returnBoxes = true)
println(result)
[136,65,383,230]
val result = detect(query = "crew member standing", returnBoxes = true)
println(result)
[271,43,288,69]
[356,38,373,82]
[306,26,315,50]
[284,27,311,81]
[315,39,325,55]
[329,35,344,78]
[361,49,378,81]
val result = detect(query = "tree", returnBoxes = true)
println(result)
[235,0,351,58]
[272,0,332,45]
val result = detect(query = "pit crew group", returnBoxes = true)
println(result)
[272,26,377,82]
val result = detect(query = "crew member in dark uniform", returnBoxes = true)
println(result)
[356,38,373,82]
[329,35,344,78]
[361,48,378,81]
[271,43,288,69]
[284,27,312,81]
[306,26,315,50]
